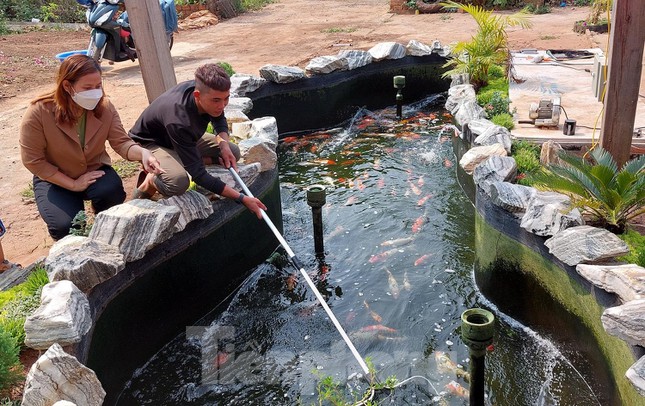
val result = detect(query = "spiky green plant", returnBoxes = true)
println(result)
[439,1,531,90]
[530,147,645,233]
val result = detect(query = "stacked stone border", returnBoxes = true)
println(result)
[446,79,645,398]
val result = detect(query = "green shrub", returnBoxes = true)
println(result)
[479,91,510,118]
[0,328,20,393]
[217,61,235,77]
[1,0,84,23]
[488,64,505,79]
[618,229,645,267]
[512,140,541,185]
[491,112,514,130]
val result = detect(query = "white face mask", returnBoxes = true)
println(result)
[71,88,103,110]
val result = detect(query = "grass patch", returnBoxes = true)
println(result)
[238,0,275,12]
[491,112,514,130]
[618,229,645,267]
[20,182,34,200]
[540,35,558,40]
[320,27,357,34]
[112,159,141,179]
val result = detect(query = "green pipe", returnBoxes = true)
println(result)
[461,308,495,406]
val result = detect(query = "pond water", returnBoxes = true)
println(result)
[116,97,606,405]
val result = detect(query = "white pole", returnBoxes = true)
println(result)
[229,168,370,375]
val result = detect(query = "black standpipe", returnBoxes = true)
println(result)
[306,185,326,257]
[460,308,495,406]
[394,75,405,119]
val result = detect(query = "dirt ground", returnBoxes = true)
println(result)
[0,1,612,268]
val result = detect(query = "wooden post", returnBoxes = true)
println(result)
[126,0,177,103]
[600,0,645,168]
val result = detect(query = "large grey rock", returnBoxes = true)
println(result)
[53,401,77,406]
[337,50,372,70]
[225,97,253,115]
[88,200,180,262]
[22,343,105,406]
[225,109,250,134]
[231,120,253,141]
[239,138,278,172]
[520,191,583,236]
[489,182,536,214]
[445,84,476,113]
[259,64,306,83]
[601,299,645,346]
[305,55,349,75]
[473,156,517,196]
[24,281,91,350]
[454,99,486,127]
[627,355,645,396]
[459,144,508,175]
[230,73,266,97]
[450,73,469,87]
[157,191,214,233]
[205,163,261,195]
[576,264,645,303]
[473,124,512,154]
[45,236,125,293]
[540,140,564,167]
[406,39,433,56]
[544,225,630,266]
[249,116,279,145]
[467,118,496,137]
[368,42,406,61]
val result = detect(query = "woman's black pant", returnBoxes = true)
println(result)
[33,165,126,240]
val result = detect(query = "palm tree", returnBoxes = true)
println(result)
[439,1,531,90]
[530,147,645,234]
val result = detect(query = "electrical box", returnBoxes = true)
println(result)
[592,54,607,102]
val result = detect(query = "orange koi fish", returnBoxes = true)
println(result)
[412,215,426,233]
[214,351,230,368]
[417,194,432,206]
[417,176,425,187]
[414,254,432,266]
[285,272,298,291]
[445,381,469,398]
[281,136,299,143]
[377,178,385,189]
[368,248,400,263]
[363,300,383,323]
[443,158,453,168]
[356,178,366,191]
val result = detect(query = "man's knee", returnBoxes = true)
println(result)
[154,172,190,197]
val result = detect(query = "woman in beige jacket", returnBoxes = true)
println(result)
[20,54,163,240]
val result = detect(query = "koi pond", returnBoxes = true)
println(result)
[116,97,610,405]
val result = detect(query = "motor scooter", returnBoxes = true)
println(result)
[77,0,178,63]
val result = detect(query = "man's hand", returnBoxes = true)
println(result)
[217,135,238,170]
[242,195,268,219]
[141,149,165,175]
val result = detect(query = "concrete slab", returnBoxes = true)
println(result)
[509,49,645,149]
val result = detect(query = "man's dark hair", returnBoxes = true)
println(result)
[195,64,231,92]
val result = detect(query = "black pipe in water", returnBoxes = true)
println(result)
[460,308,495,406]
[306,185,326,257]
